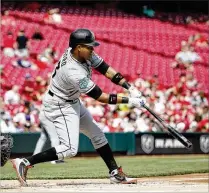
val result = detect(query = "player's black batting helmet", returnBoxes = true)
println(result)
[69,28,100,48]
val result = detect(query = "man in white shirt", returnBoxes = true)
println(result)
[4,85,20,105]
[0,112,18,133]
[172,45,201,69]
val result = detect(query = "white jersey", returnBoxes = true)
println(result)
[48,48,103,100]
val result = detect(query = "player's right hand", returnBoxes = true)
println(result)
[128,97,145,108]
[128,85,142,98]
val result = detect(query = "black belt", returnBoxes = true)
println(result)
[48,90,78,103]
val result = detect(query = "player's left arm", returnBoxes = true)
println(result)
[94,61,131,90]
[95,61,142,98]
[92,52,141,97]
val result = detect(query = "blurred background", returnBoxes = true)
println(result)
[0,1,208,155]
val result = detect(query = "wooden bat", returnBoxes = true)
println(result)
[142,104,193,149]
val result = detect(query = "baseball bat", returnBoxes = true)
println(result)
[141,104,193,149]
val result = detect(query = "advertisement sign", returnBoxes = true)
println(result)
[136,133,209,154]
[200,135,209,153]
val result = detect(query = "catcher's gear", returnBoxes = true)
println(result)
[1,134,13,167]
[69,28,100,48]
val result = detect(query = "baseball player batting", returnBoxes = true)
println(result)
[11,28,144,186]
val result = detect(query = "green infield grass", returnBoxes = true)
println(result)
[0,155,208,180]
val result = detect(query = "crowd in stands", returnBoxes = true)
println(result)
[0,4,208,134]
[84,70,209,133]
[2,23,58,70]
[1,69,208,134]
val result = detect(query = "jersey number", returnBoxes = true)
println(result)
[52,61,61,78]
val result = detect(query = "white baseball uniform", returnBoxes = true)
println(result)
[33,111,60,155]
[42,48,108,160]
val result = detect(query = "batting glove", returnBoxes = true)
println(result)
[128,97,145,108]
[128,85,142,98]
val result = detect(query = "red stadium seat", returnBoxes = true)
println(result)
[0,5,208,94]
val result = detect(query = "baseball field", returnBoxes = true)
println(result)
[0,154,208,192]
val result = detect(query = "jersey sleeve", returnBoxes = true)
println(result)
[78,77,96,94]
[88,51,103,68]
[68,73,96,94]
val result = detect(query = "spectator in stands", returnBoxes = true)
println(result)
[12,56,37,70]
[185,73,199,91]
[4,85,20,105]
[201,106,209,120]
[31,28,44,40]
[110,109,124,132]
[142,5,155,18]
[112,110,132,132]
[121,118,136,132]
[87,100,105,118]
[185,16,195,25]
[171,44,201,70]
[50,8,62,24]
[23,100,37,114]
[194,106,209,132]
[135,113,150,132]
[188,33,209,48]
[176,122,186,132]
[2,32,15,57]
[171,43,189,69]
[187,114,198,132]
[37,44,57,64]
[31,76,48,103]
[20,73,35,101]
[1,10,16,26]
[193,91,209,107]
[105,118,116,132]
[97,117,110,133]
[13,107,40,132]
[153,95,165,115]
[0,110,18,133]
[198,120,209,132]
[14,30,30,58]
[188,46,202,59]
[44,8,62,24]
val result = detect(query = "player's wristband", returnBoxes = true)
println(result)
[111,73,124,85]
[108,94,117,104]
